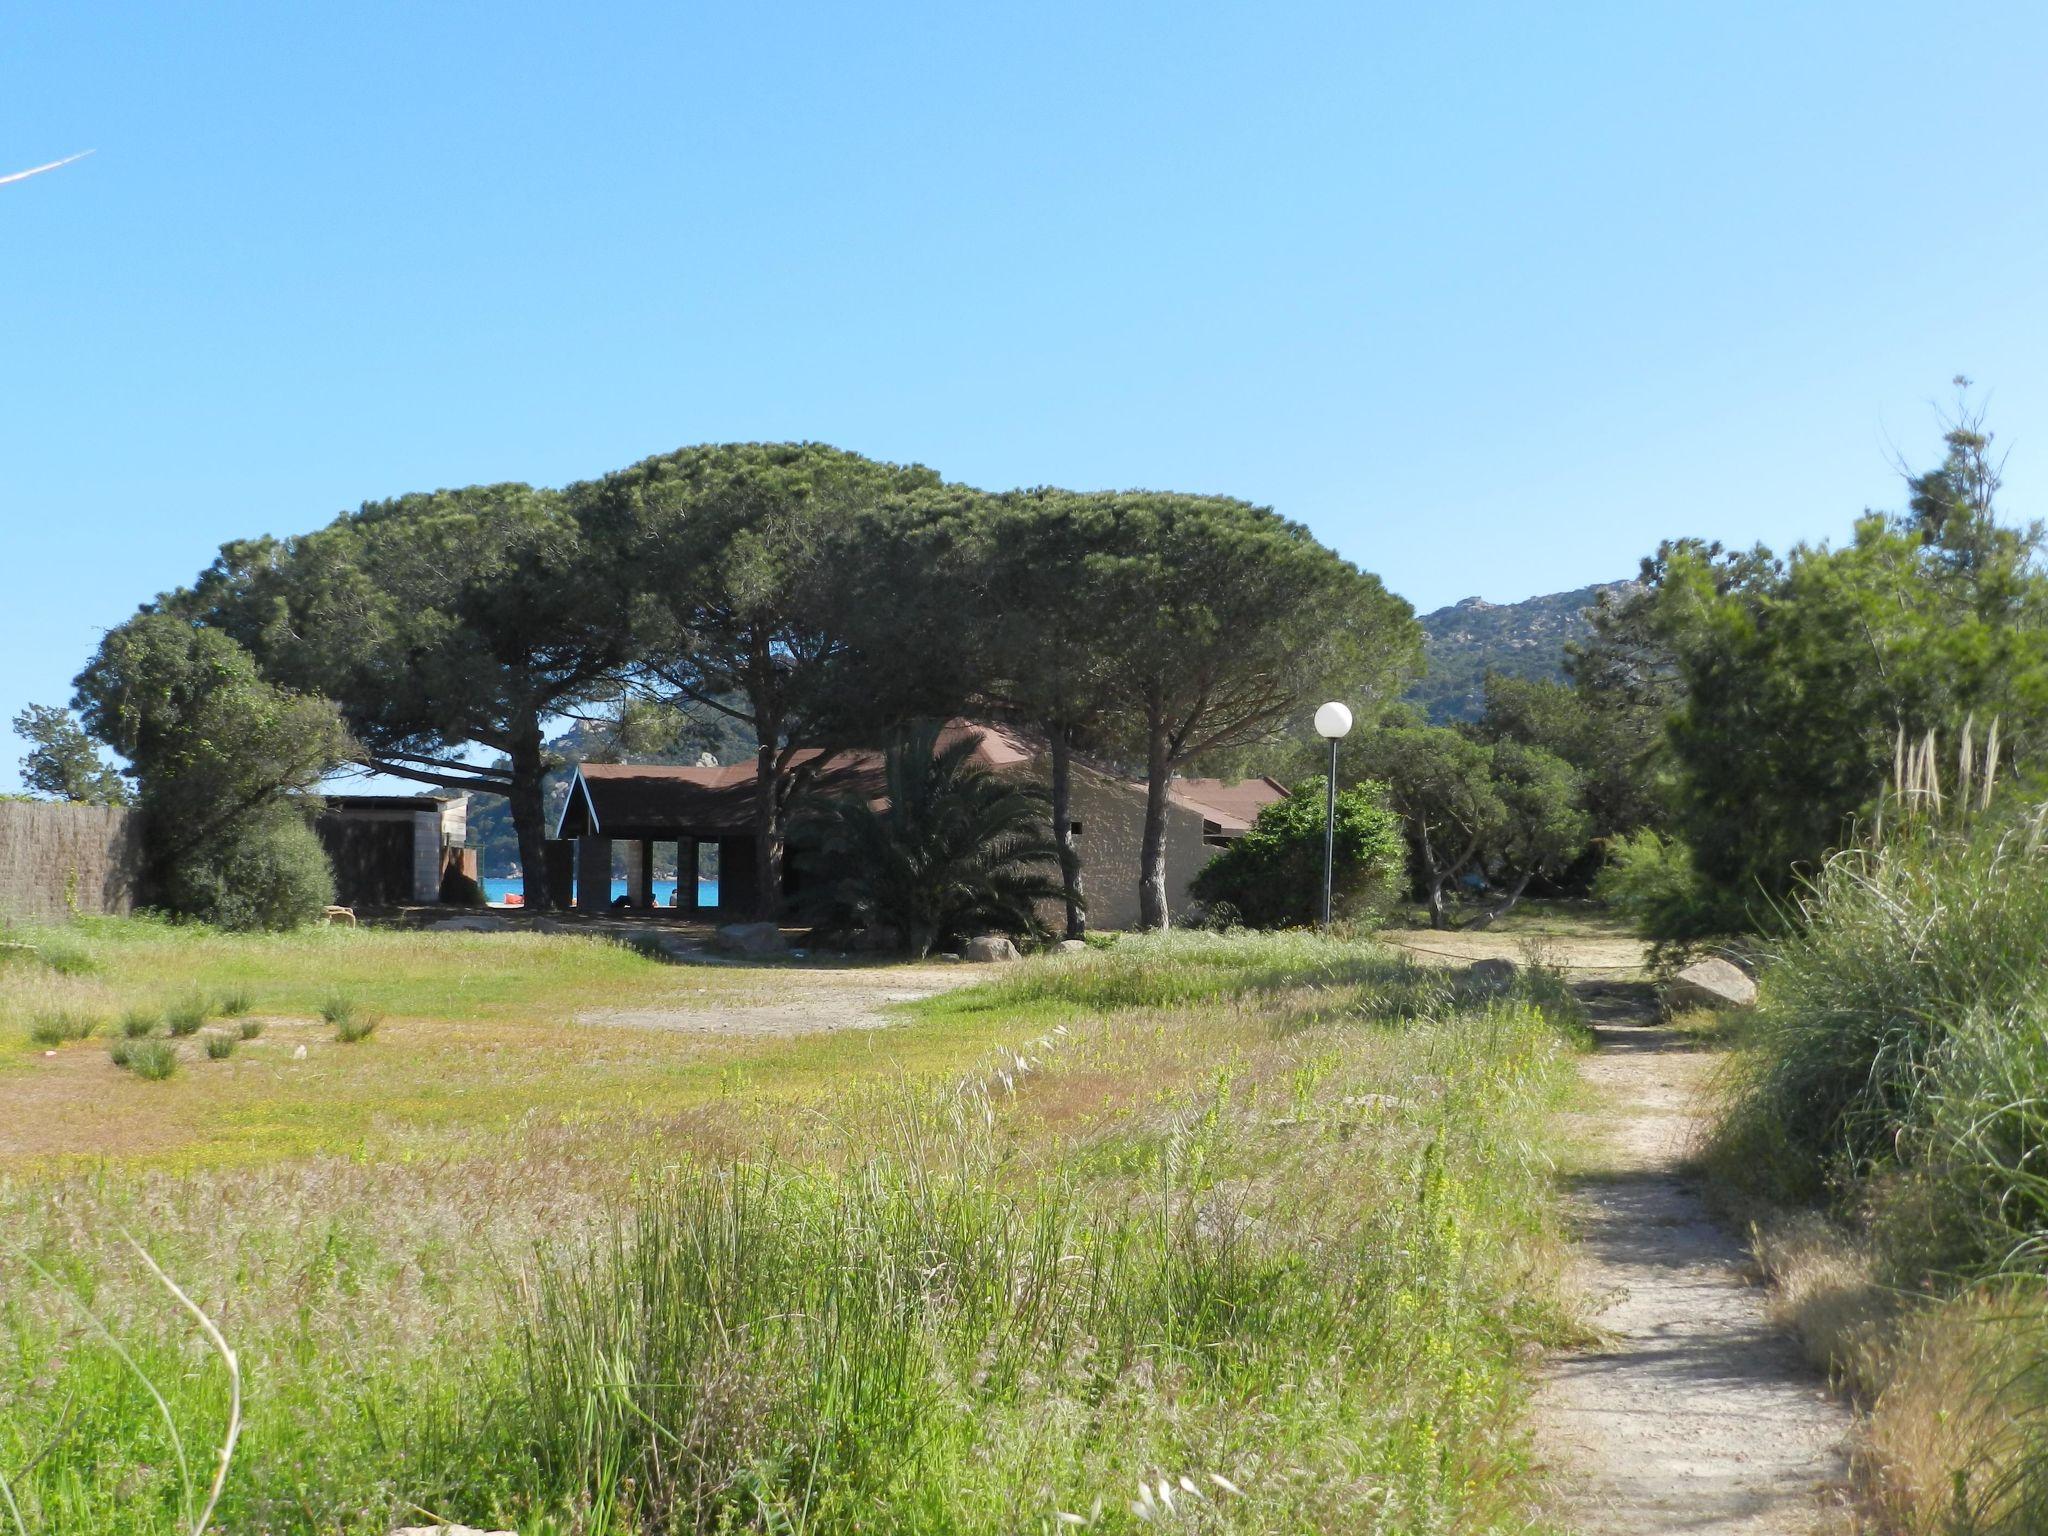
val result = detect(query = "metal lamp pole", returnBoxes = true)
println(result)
[1313,702,1354,929]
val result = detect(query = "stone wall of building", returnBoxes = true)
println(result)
[0,801,147,923]
[1063,767,1220,930]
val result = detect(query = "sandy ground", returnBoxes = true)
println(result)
[1535,978,1852,1534]
[576,959,983,1035]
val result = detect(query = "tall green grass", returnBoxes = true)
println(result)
[1713,804,2048,1533]
[1,933,1585,1535]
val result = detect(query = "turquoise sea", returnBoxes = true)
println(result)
[481,876,720,909]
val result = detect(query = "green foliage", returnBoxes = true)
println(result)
[203,1031,236,1060]
[1191,776,1406,929]
[74,613,348,929]
[119,1007,160,1038]
[584,444,971,916]
[1592,830,1744,940]
[155,806,336,933]
[793,722,1065,955]
[11,702,129,804]
[237,1018,263,1041]
[109,1037,178,1079]
[175,481,632,909]
[216,989,252,1017]
[1083,492,1421,927]
[1627,405,2048,930]
[28,1009,97,1045]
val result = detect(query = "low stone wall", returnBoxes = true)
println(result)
[0,802,147,923]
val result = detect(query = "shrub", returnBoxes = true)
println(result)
[164,996,210,1036]
[28,1010,97,1045]
[34,942,99,976]
[204,1031,237,1060]
[217,989,253,1017]
[1190,776,1406,930]
[119,1008,159,1038]
[790,723,1064,956]
[1593,829,1749,940]
[238,1018,264,1041]
[110,1038,177,1080]
[323,995,380,1043]
[155,807,335,932]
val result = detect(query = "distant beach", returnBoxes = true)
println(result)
[482,877,720,909]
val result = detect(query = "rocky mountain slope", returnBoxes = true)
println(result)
[1409,582,1634,723]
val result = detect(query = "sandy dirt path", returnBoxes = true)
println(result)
[577,960,983,1036]
[1535,979,1851,1534]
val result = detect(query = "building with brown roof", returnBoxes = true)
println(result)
[552,721,1286,929]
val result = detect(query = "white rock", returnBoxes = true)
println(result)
[292,1044,308,1060]
[1057,938,1089,953]
[963,934,1022,963]
[1463,956,1519,991]
[1666,956,1758,1010]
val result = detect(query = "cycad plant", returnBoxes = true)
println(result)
[792,722,1067,956]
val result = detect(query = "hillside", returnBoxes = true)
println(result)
[1409,581,1633,723]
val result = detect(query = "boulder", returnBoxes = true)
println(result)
[429,915,511,934]
[1056,938,1089,954]
[1666,957,1757,1011]
[1463,957,1519,992]
[711,922,788,957]
[963,934,1022,963]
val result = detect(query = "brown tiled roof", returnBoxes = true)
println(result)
[555,720,1040,839]
[1167,776,1290,833]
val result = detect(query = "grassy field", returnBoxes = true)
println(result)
[0,924,1589,1535]
[0,917,1031,1170]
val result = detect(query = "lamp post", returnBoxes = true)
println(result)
[1313,701,1354,929]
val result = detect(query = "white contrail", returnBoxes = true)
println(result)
[0,149,94,187]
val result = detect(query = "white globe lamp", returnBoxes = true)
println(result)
[1313,701,1353,928]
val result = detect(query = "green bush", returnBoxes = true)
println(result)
[109,1038,177,1080]
[237,1017,264,1041]
[1189,776,1405,930]
[217,989,253,1017]
[118,1008,159,1038]
[1592,829,1749,940]
[156,807,335,933]
[204,1031,237,1060]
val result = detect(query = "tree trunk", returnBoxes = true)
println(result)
[751,740,783,922]
[1137,713,1173,931]
[1050,723,1085,939]
[507,720,554,913]
[1468,870,1534,931]
[1426,870,1450,930]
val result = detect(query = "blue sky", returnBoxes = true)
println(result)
[5,2,2047,790]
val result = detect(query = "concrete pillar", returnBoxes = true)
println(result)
[680,839,700,910]
[576,837,614,913]
[625,840,651,908]
[716,835,757,915]
[412,809,442,903]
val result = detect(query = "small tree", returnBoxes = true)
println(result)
[1353,723,1505,929]
[13,703,129,805]
[1091,494,1419,929]
[587,444,976,919]
[74,614,351,929]
[790,723,1066,957]
[1470,740,1588,925]
[1190,776,1406,929]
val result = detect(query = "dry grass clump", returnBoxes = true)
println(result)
[119,1006,160,1038]
[203,1031,236,1061]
